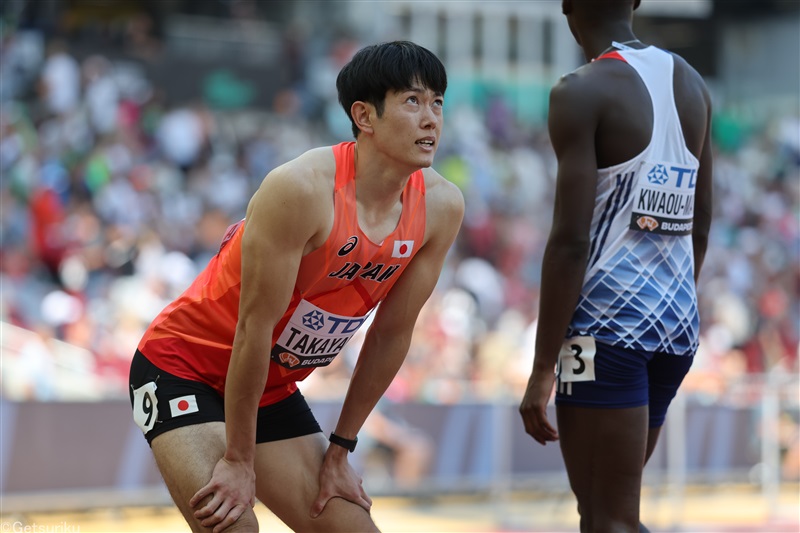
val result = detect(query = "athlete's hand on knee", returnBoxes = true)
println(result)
[519,369,559,445]
[310,445,372,518]
[190,457,256,533]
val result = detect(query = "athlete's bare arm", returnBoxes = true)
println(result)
[670,56,713,283]
[520,71,601,445]
[311,169,464,516]
[190,150,334,532]
[692,101,713,283]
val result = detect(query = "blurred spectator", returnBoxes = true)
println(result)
[38,40,80,116]
[82,55,119,136]
[156,105,207,171]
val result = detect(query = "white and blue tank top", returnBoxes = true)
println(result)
[567,45,700,355]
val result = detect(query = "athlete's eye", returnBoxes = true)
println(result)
[406,95,419,104]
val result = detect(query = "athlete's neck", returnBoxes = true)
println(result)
[580,23,638,62]
[352,141,411,211]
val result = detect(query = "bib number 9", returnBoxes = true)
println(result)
[556,336,596,383]
[132,381,159,434]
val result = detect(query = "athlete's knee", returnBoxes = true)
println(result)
[584,506,638,533]
[578,514,637,533]
[575,502,640,533]
[594,518,638,533]
[216,510,259,533]
[578,510,590,533]
[576,501,591,533]
[300,505,379,533]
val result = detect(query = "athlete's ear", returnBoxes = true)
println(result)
[350,101,374,136]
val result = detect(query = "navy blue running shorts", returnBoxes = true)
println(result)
[554,338,694,428]
[129,350,322,445]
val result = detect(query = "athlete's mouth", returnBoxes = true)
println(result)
[416,138,435,147]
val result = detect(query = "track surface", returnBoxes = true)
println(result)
[2,484,798,532]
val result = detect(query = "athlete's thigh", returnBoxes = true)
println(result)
[151,423,258,532]
[254,433,378,533]
[554,340,651,527]
[557,405,648,503]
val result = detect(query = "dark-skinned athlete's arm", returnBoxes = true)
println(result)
[190,163,324,533]
[692,88,713,284]
[519,73,601,445]
[310,175,464,517]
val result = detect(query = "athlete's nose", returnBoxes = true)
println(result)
[421,103,439,129]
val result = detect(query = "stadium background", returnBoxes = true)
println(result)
[0,0,798,531]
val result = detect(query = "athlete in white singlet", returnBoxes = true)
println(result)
[519,1,713,531]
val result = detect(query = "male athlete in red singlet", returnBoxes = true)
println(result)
[129,41,464,533]
[519,1,713,532]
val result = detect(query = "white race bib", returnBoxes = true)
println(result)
[132,381,158,434]
[271,299,370,369]
[557,336,597,383]
[630,159,697,236]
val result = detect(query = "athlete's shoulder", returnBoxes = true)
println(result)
[273,146,336,182]
[552,61,615,106]
[261,146,336,197]
[421,167,465,239]
[668,51,711,102]
[549,68,604,129]
[422,167,464,211]
[247,146,336,225]
[668,51,705,82]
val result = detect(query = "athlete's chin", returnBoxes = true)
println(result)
[413,153,436,168]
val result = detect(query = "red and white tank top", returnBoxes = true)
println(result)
[138,142,427,405]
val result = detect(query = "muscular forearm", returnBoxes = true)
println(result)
[224,334,272,463]
[334,329,411,439]
[534,239,589,371]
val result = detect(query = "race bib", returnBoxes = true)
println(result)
[132,381,158,434]
[271,300,369,369]
[630,159,697,236]
[556,336,597,384]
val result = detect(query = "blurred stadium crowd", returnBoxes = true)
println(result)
[0,20,798,412]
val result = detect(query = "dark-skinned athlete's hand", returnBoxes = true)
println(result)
[519,367,559,445]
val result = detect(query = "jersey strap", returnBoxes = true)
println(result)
[595,51,627,63]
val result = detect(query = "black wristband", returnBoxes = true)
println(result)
[329,432,358,452]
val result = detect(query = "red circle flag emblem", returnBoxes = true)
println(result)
[169,395,199,417]
[392,240,414,258]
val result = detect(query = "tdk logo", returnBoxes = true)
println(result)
[647,164,669,185]
[302,310,325,331]
[647,164,697,188]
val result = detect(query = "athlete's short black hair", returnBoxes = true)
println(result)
[336,41,447,138]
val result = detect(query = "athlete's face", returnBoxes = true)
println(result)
[374,82,444,169]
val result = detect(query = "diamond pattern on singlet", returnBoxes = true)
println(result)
[569,230,699,354]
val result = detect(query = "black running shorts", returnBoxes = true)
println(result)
[129,350,322,445]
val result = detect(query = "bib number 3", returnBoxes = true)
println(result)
[557,336,597,383]
[132,381,159,434]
